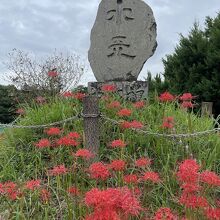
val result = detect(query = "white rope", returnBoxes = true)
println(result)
[0,114,80,129]
[101,114,220,139]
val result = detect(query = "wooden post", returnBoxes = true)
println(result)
[82,95,100,154]
[201,102,213,117]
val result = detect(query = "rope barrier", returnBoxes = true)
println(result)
[101,114,220,139]
[0,114,81,129]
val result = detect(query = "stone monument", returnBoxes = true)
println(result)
[88,0,157,101]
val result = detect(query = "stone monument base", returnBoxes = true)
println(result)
[88,81,148,102]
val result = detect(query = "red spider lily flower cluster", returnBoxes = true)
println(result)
[154,207,177,220]
[135,157,152,168]
[84,187,142,219]
[0,182,20,200]
[67,186,80,196]
[123,174,138,184]
[40,189,50,203]
[177,159,220,213]
[141,171,160,183]
[205,207,220,220]
[45,127,61,136]
[48,165,68,176]
[107,101,121,109]
[101,84,117,92]
[117,108,132,117]
[110,139,126,148]
[35,138,51,149]
[48,70,58,77]
[72,92,86,100]
[159,92,175,102]
[109,159,126,171]
[25,179,41,191]
[62,91,73,98]
[36,96,46,104]
[74,149,94,160]
[179,93,195,109]
[133,101,145,109]
[120,120,144,129]
[56,136,79,147]
[16,108,25,115]
[162,116,175,129]
[88,162,110,180]
[67,131,81,139]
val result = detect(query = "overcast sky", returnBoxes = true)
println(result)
[0,0,219,86]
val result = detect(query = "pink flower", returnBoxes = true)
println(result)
[141,171,160,183]
[25,179,41,191]
[117,108,132,117]
[159,92,175,102]
[162,116,175,129]
[16,108,25,115]
[48,70,58,77]
[135,157,152,167]
[110,139,126,148]
[109,159,126,171]
[89,162,110,180]
[45,127,61,136]
[200,171,220,187]
[154,207,176,220]
[74,149,94,160]
[123,174,138,184]
[181,101,194,109]
[48,165,68,176]
[180,93,195,101]
[35,139,51,149]
[101,84,117,92]
[133,101,145,109]
[67,186,80,196]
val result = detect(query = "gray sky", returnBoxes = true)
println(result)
[0,0,219,85]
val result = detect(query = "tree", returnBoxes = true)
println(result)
[0,85,17,123]
[4,49,86,97]
[163,13,220,116]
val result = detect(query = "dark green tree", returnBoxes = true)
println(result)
[163,13,220,116]
[0,85,17,123]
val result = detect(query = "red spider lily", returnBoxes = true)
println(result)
[84,187,142,219]
[159,92,175,102]
[25,179,41,191]
[2,182,20,200]
[110,139,126,148]
[120,121,144,129]
[181,183,201,194]
[181,101,194,109]
[45,127,61,136]
[133,101,145,109]
[117,108,132,117]
[154,207,177,220]
[123,174,138,184]
[162,116,175,129]
[109,159,126,171]
[36,96,46,104]
[48,70,58,77]
[72,92,86,100]
[40,189,50,203]
[130,120,144,129]
[16,108,25,115]
[205,207,220,220]
[180,93,196,101]
[177,159,200,184]
[67,132,81,139]
[62,91,73,97]
[120,121,132,129]
[141,171,160,183]
[200,171,220,187]
[179,193,209,209]
[107,101,121,109]
[88,162,110,180]
[101,84,117,92]
[56,136,79,147]
[67,186,80,196]
[74,149,94,160]
[48,165,68,176]
[35,138,51,149]
[135,157,152,167]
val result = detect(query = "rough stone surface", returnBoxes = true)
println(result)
[88,81,148,101]
[89,0,157,82]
